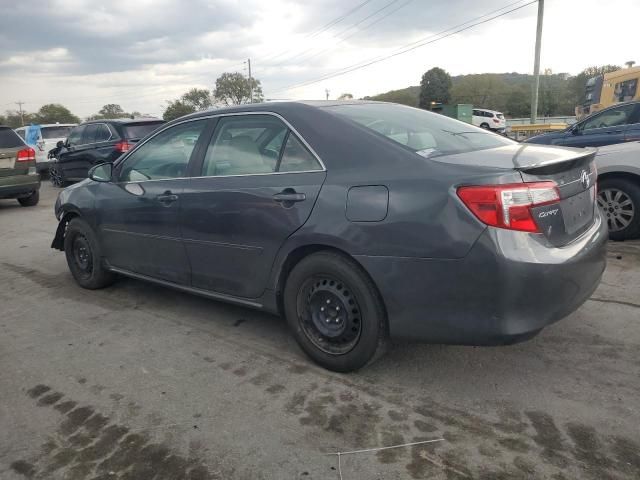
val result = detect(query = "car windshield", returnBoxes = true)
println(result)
[0,127,24,148]
[41,126,74,139]
[325,103,513,158]
[123,122,164,140]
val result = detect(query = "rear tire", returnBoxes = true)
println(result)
[598,177,640,241]
[64,218,116,289]
[17,190,39,207]
[480,122,490,129]
[283,251,387,372]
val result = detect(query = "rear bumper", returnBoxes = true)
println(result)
[0,174,41,198]
[356,212,608,344]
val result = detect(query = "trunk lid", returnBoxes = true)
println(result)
[435,144,598,246]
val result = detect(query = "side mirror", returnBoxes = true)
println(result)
[88,163,113,182]
[571,124,581,135]
[56,140,65,148]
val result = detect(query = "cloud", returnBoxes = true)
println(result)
[0,0,637,117]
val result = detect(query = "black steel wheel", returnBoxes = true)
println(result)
[284,251,387,372]
[298,275,362,355]
[64,218,116,289]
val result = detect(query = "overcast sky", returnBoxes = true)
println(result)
[0,0,637,118]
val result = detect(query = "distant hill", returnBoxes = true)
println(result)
[364,72,576,117]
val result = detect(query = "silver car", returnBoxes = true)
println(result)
[596,141,640,240]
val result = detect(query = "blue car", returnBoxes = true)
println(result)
[526,101,640,147]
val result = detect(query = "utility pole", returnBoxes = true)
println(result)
[325,89,330,100]
[247,58,253,104]
[530,0,544,124]
[15,101,25,126]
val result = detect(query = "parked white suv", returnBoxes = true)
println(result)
[472,108,506,132]
[15,123,76,173]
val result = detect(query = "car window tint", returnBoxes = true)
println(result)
[201,115,287,177]
[95,124,111,142]
[278,134,321,172]
[0,127,24,148]
[41,126,73,139]
[326,103,513,157]
[119,120,207,182]
[582,104,636,131]
[123,122,164,140]
[82,124,99,144]
[66,126,85,146]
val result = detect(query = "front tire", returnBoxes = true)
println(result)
[17,190,39,207]
[49,165,67,188]
[64,218,116,289]
[283,251,387,372]
[597,177,640,241]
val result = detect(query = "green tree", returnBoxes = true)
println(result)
[419,67,451,109]
[450,74,509,111]
[213,72,264,106]
[1,110,35,128]
[33,104,80,124]
[99,104,126,118]
[163,88,213,121]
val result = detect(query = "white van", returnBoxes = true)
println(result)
[15,123,76,173]
[471,109,506,132]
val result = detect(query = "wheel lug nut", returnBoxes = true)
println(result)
[326,300,331,304]
[321,307,325,311]
[336,306,340,311]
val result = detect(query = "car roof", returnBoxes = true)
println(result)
[80,118,164,126]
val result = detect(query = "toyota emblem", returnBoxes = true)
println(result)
[580,170,590,189]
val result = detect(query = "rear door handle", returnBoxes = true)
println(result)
[157,191,179,205]
[273,190,306,203]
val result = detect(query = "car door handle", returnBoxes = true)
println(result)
[273,190,306,203]
[157,191,179,205]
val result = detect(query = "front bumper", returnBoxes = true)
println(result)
[356,212,608,344]
[0,174,41,199]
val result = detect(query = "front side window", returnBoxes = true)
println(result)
[325,103,513,158]
[613,79,638,103]
[66,126,85,147]
[119,120,207,182]
[201,115,288,176]
[581,103,636,131]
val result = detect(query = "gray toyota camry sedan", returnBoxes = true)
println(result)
[52,101,607,372]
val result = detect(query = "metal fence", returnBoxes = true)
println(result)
[506,116,577,126]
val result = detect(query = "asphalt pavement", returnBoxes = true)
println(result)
[1,183,639,479]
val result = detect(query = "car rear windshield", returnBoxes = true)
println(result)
[325,103,513,158]
[123,122,164,140]
[41,126,74,139]
[0,127,24,148]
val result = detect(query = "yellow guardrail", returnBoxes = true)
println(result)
[509,123,567,133]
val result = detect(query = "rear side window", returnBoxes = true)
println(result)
[95,124,112,142]
[41,126,73,139]
[202,115,288,176]
[0,128,25,148]
[123,122,164,140]
[278,134,322,172]
[326,103,513,158]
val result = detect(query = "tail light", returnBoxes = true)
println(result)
[16,147,36,162]
[457,182,560,233]
[115,141,132,153]
[492,118,500,123]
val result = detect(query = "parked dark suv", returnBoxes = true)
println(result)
[50,118,164,186]
[525,100,640,147]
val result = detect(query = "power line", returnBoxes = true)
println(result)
[267,0,537,95]
[259,0,405,71]
[259,0,376,63]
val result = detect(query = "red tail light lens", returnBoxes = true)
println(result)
[457,182,560,233]
[115,141,132,153]
[16,147,36,162]
[492,118,499,123]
